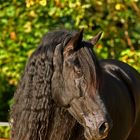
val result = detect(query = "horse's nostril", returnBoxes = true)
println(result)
[98,122,109,136]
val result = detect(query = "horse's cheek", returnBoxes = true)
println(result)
[51,83,72,106]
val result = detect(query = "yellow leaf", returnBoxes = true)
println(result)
[24,22,32,33]
[26,0,35,7]
[115,3,121,10]
[39,0,47,6]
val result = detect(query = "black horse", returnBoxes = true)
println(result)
[11,29,140,140]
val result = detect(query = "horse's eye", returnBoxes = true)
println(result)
[65,103,71,108]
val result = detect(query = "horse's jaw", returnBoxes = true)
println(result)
[67,97,112,140]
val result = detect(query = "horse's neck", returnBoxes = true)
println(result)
[46,107,76,140]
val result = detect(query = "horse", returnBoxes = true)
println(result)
[11,29,140,140]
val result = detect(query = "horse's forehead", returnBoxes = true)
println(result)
[79,47,98,86]
[78,47,94,69]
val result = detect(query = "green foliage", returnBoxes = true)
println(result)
[0,126,10,138]
[0,74,15,121]
[119,49,140,71]
[0,1,140,138]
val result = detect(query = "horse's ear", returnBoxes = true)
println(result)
[89,31,102,46]
[64,29,83,54]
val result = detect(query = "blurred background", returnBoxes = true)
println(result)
[0,0,140,138]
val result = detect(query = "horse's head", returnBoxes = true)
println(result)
[52,30,112,140]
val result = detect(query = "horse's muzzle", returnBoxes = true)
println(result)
[84,120,111,140]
